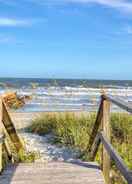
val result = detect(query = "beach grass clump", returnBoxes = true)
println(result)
[28,113,57,135]
[28,112,96,152]
[18,149,39,163]
[111,113,132,170]
[3,135,40,164]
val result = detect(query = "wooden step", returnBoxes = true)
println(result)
[0,161,105,184]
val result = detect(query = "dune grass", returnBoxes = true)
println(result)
[18,149,39,163]
[28,112,96,151]
[3,134,40,164]
[28,112,132,183]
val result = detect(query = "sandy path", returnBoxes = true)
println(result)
[21,132,79,163]
[11,112,80,162]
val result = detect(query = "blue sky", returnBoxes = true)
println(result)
[0,0,132,79]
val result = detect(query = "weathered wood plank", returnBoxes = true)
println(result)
[2,101,23,152]
[103,94,132,113]
[0,162,105,184]
[0,99,3,173]
[88,94,132,184]
[87,98,103,153]
[3,139,13,162]
[102,99,111,184]
[97,132,132,184]
[89,134,101,161]
[0,135,5,173]
[0,139,3,173]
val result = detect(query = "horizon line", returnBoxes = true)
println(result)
[0,76,132,81]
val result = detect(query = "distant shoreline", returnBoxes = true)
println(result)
[0,77,132,88]
[0,77,132,81]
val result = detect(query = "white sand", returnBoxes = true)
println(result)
[21,132,80,163]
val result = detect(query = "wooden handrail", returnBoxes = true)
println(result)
[0,133,14,173]
[0,134,4,144]
[90,132,132,183]
[2,100,23,152]
[103,94,132,113]
[0,97,24,174]
[87,97,103,153]
[88,94,132,184]
[0,134,4,172]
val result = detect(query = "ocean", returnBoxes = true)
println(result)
[0,78,132,112]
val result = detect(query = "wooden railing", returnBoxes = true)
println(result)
[88,94,132,184]
[0,134,4,172]
[0,98,23,173]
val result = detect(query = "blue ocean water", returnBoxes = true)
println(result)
[0,78,132,112]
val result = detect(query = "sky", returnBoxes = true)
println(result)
[0,0,132,80]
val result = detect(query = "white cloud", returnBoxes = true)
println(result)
[78,0,132,13]
[25,0,132,13]
[1,0,132,13]
[71,0,132,13]
[0,18,33,27]
[0,17,46,27]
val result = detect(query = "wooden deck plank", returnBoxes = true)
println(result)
[0,161,105,184]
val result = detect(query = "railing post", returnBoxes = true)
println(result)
[102,98,111,184]
[0,141,2,173]
[0,98,3,173]
[2,100,23,152]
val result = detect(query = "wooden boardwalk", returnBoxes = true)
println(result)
[3,112,104,184]
[0,95,132,184]
[0,161,105,184]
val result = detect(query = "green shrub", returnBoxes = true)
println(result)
[111,113,132,170]
[28,113,57,135]
[18,149,40,163]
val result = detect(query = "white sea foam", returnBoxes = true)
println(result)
[1,86,132,112]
